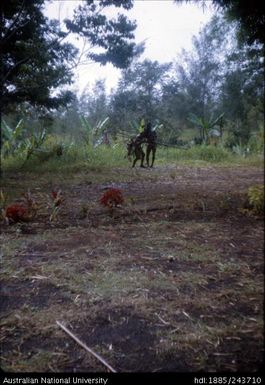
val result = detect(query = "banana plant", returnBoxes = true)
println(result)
[80,115,93,145]
[152,123,163,132]
[24,128,47,160]
[94,117,110,147]
[128,120,139,134]
[2,119,48,161]
[2,119,24,155]
[80,115,110,147]
[188,113,224,144]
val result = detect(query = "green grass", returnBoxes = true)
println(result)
[2,141,264,175]
[1,144,127,173]
[157,144,264,166]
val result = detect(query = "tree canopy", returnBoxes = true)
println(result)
[109,59,171,131]
[174,0,265,46]
[1,1,263,153]
[212,0,265,46]
[0,0,140,115]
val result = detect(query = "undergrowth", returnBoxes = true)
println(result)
[247,184,264,214]
[1,140,264,175]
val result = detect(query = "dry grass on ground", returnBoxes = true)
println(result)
[0,164,264,372]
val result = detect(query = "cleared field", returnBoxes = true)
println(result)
[0,164,264,372]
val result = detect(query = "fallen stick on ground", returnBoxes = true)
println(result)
[155,312,170,325]
[56,320,117,373]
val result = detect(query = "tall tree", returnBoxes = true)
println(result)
[110,59,171,132]
[0,0,140,115]
[174,0,265,46]
[1,0,76,113]
[212,0,265,46]
[170,11,264,146]
[159,78,191,142]
[79,79,109,127]
[219,40,264,146]
[174,15,228,123]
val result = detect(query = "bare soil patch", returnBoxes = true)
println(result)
[0,164,264,372]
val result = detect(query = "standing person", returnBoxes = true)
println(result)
[137,120,152,141]
[136,120,157,167]
[139,118,145,134]
[127,120,157,168]
[145,121,152,137]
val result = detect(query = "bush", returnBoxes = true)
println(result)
[247,128,264,154]
[100,188,124,209]
[247,185,264,215]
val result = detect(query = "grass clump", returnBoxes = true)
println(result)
[247,184,264,215]
[158,145,232,164]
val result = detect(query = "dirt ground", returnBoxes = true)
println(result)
[0,164,264,372]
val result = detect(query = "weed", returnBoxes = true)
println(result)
[247,185,264,215]
[49,190,64,222]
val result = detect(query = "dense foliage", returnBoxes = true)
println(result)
[83,12,262,149]
[212,0,265,46]
[175,0,265,46]
[0,0,139,115]
[1,1,264,160]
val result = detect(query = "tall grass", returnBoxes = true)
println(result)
[158,145,232,163]
[1,143,128,174]
[158,144,264,166]
[1,138,264,175]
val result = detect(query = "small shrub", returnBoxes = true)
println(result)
[1,190,38,224]
[4,204,28,223]
[100,188,124,209]
[51,190,64,207]
[247,185,264,215]
[50,190,64,222]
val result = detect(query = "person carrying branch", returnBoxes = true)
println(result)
[135,120,157,167]
[136,120,153,142]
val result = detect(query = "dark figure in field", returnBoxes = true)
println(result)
[127,122,157,168]
[146,130,157,167]
[137,122,157,167]
[126,137,145,168]
[137,121,152,141]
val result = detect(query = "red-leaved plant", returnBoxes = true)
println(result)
[100,188,124,209]
[5,204,27,223]
[50,189,64,222]
[51,190,64,207]
[2,190,37,224]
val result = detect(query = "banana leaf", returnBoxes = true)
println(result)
[80,115,92,132]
